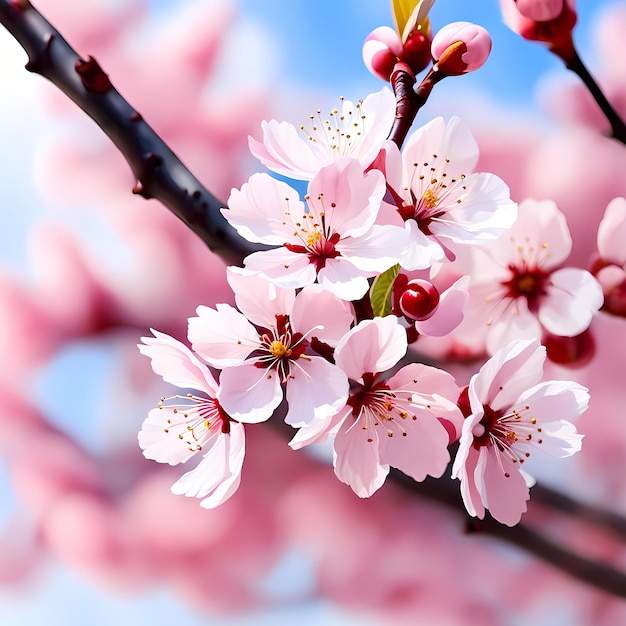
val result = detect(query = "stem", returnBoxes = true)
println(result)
[565,49,626,145]
[0,0,258,267]
[387,64,445,148]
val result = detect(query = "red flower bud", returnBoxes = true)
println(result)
[399,279,440,320]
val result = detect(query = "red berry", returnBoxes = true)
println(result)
[399,279,440,321]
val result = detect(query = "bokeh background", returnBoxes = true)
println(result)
[1,1,626,624]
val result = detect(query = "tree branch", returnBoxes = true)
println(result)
[0,0,258,267]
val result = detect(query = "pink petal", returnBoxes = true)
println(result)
[248,120,325,180]
[138,329,217,394]
[515,0,564,21]
[485,303,543,355]
[223,173,304,245]
[244,247,317,290]
[454,446,485,519]
[289,405,352,450]
[307,159,386,238]
[378,412,450,481]
[539,268,603,336]
[227,267,295,328]
[188,304,258,368]
[471,339,545,412]
[290,285,354,346]
[403,117,480,184]
[475,447,529,526]
[284,357,349,428]
[172,422,245,509]
[334,317,407,381]
[316,259,372,301]
[597,197,626,264]
[400,220,446,270]
[338,224,407,272]
[414,276,469,336]
[138,407,205,465]
[217,362,282,423]
[333,418,389,497]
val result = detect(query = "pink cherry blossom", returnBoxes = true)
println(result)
[188,269,352,427]
[462,198,603,354]
[291,316,463,497]
[431,22,492,75]
[138,330,245,509]
[248,87,395,180]
[515,0,565,22]
[223,157,406,300]
[452,339,588,526]
[379,116,517,270]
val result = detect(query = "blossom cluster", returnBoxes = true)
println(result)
[137,78,602,526]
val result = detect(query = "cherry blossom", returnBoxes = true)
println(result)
[248,87,395,180]
[462,198,603,354]
[223,157,405,300]
[452,339,588,526]
[138,330,245,509]
[187,269,353,428]
[379,116,517,270]
[291,316,463,497]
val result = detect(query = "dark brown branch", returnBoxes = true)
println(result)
[564,49,626,146]
[0,0,258,267]
[3,0,626,600]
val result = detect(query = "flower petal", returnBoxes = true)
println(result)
[138,329,217,394]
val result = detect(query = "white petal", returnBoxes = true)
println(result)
[597,197,626,264]
[223,173,304,244]
[333,418,389,498]
[539,268,603,336]
[217,362,282,423]
[244,247,317,290]
[472,339,545,411]
[284,357,348,427]
[316,259,371,300]
[188,304,258,368]
[290,285,354,346]
[335,317,407,380]
[138,330,217,394]
[227,267,295,328]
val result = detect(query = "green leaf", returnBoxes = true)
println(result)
[370,263,401,317]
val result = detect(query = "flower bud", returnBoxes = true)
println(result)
[544,328,595,368]
[500,0,577,59]
[363,26,403,81]
[431,22,492,76]
[399,279,440,320]
[399,29,432,75]
[515,0,564,21]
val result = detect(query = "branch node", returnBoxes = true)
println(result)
[75,55,112,94]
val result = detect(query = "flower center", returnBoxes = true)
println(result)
[269,340,291,359]
[471,402,544,477]
[422,189,439,209]
[347,372,416,442]
[158,393,232,452]
[502,264,548,310]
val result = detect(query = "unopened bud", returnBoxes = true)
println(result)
[515,0,564,21]
[363,26,403,81]
[500,0,577,60]
[431,22,492,76]
[399,279,440,320]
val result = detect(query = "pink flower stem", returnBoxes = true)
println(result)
[387,65,445,148]
[564,48,626,145]
[0,0,260,266]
